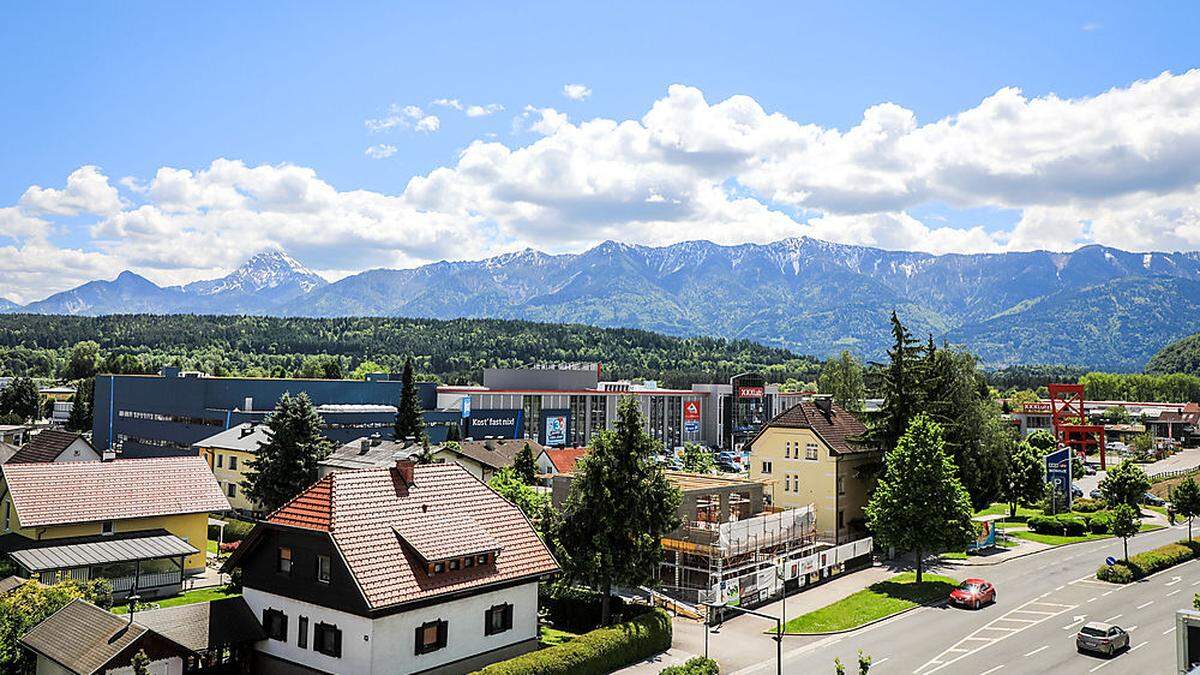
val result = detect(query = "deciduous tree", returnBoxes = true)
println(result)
[818,350,865,413]
[0,376,39,422]
[66,377,93,432]
[1002,439,1044,519]
[1099,460,1151,509]
[242,393,332,513]
[489,467,550,525]
[63,340,100,381]
[1173,477,1200,541]
[1110,503,1140,562]
[865,414,974,583]
[0,577,111,671]
[557,396,681,624]
[680,442,715,473]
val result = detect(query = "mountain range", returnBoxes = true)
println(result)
[7,239,1200,370]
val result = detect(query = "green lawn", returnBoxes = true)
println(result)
[112,586,240,614]
[974,503,1040,524]
[780,572,957,634]
[539,626,578,648]
[1010,522,1163,546]
[206,540,219,555]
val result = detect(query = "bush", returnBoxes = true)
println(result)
[1096,540,1199,583]
[660,657,719,675]
[1072,498,1105,513]
[541,586,629,634]
[209,517,255,544]
[1060,518,1087,536]
[478,609,672,675]
[1087,514,1111,534]
[1027,515,1066,535]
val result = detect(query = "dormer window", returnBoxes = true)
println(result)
[477,553,489,565]
[464,556,475,569]
[449,559,460,571]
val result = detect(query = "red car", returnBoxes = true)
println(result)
[949,578,996,609]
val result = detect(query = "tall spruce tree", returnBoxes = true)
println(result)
[557,396,682,624]
[865,414,974,582]
[242,393,332,513]
[65,378,94,432]
[394,357,426,441]
[858,312,925,452]
[513,442,537,484]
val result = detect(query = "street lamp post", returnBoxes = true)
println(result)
[704,602,783,675]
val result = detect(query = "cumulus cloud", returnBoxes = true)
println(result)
[365,104,439,133]
[364,144,398,159]
[7,71,1200,301]
[563,83,592,100]
[466,103,504,117]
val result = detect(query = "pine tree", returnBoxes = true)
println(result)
[513,442,537,484]
[865,414,974,582]
[557,396,682,624]
[393,357,426,442]
[242,393,332,513]
[66,378,94,432]
[858,312,925,452]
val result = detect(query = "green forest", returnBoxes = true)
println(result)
[0,314,823,386]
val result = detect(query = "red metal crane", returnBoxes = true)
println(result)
[1048,383,1108,470]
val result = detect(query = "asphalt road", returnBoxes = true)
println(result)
[714,524,1197,675]
[1076,447,1200,495]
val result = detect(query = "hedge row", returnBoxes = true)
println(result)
[660,657,720,674]
[477,608,672,675]
[1027,514,1110,536]
[541,586,628,634]
[1096,539,1200,583]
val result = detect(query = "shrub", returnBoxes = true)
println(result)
[660,657,720,675]
[1072,498,1105,513]
[1096,540,1200,583]
[1087,514,1111,534]
[1060,518,1087,536]
[209,517,255,544]
[541,586,629,634]
[478,609,672,675]
[1027,515,1064,535]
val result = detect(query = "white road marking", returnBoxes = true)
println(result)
[1056,585,1065,591]
[913,600,1077,674]
[1166,576,1183,586]
[1136,601,1154,609]
[1103,614,1122,622]
[1166,626,1178,635]
[980,667,1004,675]
[1102,590,1113,596]
[1087,597,1097,603]
[1168,589,1182,597]
[1024,645,1049,657]
[1089,660,1113,673]
[1131,640,1149,651]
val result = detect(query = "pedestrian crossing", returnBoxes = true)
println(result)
[913,599,1078,674]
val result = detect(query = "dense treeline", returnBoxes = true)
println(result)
[0,314,822,386]
[1146,332,1200,377]
[981,364,1091,391]
[1077,371,1200,403]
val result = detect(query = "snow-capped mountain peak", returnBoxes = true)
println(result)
[185,249,328,297]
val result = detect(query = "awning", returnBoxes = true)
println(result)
[9,533,197,573]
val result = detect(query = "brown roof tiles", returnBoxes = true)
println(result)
[7,429,92,464]
[750,400,873,455]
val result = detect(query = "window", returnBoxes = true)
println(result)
[314,622,342,657]
[485,603,514,635]
[449,558,460,571]
[837,475,845,495]
[277,547,292,574]
[784,442,791,458]
[2,501,8,531]
[837,510,845,530]
[478,553,489,565]
[228,455,237,470]
[415,620,447,655]
[761,461,772,474]
[216,454,224,468]
[317,554,331,584]
[263,608,288,641]
[805,443,819,461]
[227,482,237,498]
[784,475,791,492]
[101,521,114,536]
[464,555,475,568]
[298,616,308,648]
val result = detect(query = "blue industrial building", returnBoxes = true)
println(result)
[93,367,441,458]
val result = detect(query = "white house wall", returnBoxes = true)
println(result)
[244,587,375,674]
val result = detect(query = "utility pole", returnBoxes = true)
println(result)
[704,602,783,675]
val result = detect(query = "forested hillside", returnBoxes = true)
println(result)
[0,314,822,386]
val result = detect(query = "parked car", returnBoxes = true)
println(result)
[1083,464,1097,475]
[1071,484,1084,499]
[1090,489,1105,500]
[949,578,996,610]
[716,461,740,473]
[1142,492,1166,506]
[1076,621,1129,656]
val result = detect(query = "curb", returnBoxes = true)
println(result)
[937,525,1169,568]
[776,597,951,637]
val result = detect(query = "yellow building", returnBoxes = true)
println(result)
[0,456,230,597]
[746,398,881,544]
[195,423,269,515]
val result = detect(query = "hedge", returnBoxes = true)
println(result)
[477,608,672,675]
[1071,498,1106,513]
[208,517,255,543]
[1029,514,1108,535]
[541,586,628,634]
[660,657,719,674]
[1096,540,1200,583]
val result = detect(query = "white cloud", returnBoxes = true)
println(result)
[466,103,504,117]
[8,71,1200,301]
[365,104,437,133]
[431,98,463,110]
[364,144,398,159]
[415,115,440,133]
[563,83,592,101]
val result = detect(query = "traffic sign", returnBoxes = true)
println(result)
[1105,556,1117,566]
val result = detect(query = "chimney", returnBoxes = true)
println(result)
[359,438,371,455]
[393,451,416,486]
[815,395,833,417]
[101,450,117,462]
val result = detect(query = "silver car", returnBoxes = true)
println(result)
[1076,622,1129,656]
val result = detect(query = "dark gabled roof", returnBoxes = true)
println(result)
[748,400,874,455]
[135,597,265,651]
[320,436,417,471]
[0,575,27,595]
[394,511,500,563]
[192,423,270,453]
[442,439,543,471]
[19,599,188,675]
[7,429,92,464]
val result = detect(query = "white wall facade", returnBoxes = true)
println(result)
[244,581,539,675]
[57,438,101,462]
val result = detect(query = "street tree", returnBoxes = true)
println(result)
[858,312,926,453]
[393,357,426,442]
[0,577,111,671]
[1098,460,1151,509]
[556,396,682,624]
[1133,431,1156,460]
[680,442,715,473]
[1173,477,1200,541]
[1110,503,1140,562]
[865,414,974,582]
[0,376,39,422]
[513,442,537,484]
[242,393,332,513]
[1001,439,1044,519]
[1025,430,1057,452]
[818,350,866,413]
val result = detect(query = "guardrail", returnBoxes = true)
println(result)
[1149,466,1200,483]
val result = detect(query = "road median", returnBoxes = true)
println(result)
[774,572,957,635]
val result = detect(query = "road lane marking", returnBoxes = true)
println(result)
[1024,645,1049,657]
[1102,590,1114,596]
[1131,640,1148,651]
[874,658,889,667]
[980,667,1004,675]
[1056,585,1065,591]
[1103,614,1122,622]
[1168,589,1182,597]
[1089,661,1113,672]
[913,599,1077,675]
[1087,597,1097,602]
[1136,601,1154,609]
[1166,626,1177,635]
[1166,577,1183,586]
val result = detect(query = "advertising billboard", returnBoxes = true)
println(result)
[1045,446,1073,509]
[544,413,568,446]
[469,409,523,439]
[684,400,701,421]
[737,386,765,399]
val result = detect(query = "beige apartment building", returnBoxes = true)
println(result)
[746,398,881,544]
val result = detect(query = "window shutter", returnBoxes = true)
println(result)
[414,625,423,653]
[281,612,289,641]
[437,620,448,649]
[503,603,513,630]
[484,607,493,636]
[332,626,342,657]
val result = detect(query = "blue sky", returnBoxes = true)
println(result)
[1,2,1199,301]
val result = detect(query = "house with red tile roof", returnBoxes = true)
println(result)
[535,447,588,478]
[223,455,559,674]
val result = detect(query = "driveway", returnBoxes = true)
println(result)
[1076,446,1200,495]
